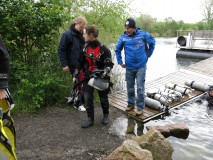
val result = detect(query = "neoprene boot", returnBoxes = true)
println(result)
[81,118,94,128]
[102,114,109,125]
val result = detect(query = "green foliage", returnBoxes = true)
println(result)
[79,0,129,44]
[0,0,69,112]
[134,13,213,37]
[136,14,157,33]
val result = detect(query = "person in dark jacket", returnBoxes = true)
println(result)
[58,16,87,74]
[73,25,113,128]
[0,37,17,159]
[0,37,9,99]
[58,16,87,111]
[115,18,155,116]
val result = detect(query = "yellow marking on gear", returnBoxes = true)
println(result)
[0,119,17,160]
[0,99,10,113]
[0,143,16,160]
[3,126,15,149]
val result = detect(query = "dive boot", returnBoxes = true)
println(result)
[102,115,109,125]
[81,118,94,128]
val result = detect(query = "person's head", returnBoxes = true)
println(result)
[209,85,213,96]
[124,18,136,35]
[83,25,99,42]
[74,16,87,33]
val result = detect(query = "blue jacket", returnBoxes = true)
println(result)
[115,28,155,70]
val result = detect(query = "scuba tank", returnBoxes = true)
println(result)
[185,80,209,92]
[165,82,192,94]
[159,88,183,101]
[146,89,172,105]
[145,97,163,110]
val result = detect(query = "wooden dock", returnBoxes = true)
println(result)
[108,57,213,123]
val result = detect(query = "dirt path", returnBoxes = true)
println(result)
[13,106,125,160]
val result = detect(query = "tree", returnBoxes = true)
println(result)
[136,14,157,33]
[81,0,129,43]
[0,0,69,111]
[201,0,213,23]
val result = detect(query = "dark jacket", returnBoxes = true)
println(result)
[75,40,113,80]
[0,37,9,88]
[58,24,85,69]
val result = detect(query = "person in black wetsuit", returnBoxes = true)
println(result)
[73,25,114,128]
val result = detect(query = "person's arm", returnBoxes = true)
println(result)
[58,31,71,71]
[145,32,156,57]
[115,36,124,66]
[0,38,9,99]
[72,49,85,82]
[101,45,114,76]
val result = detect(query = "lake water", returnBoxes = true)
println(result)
[109,38,213,160]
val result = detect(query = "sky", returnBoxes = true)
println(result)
[129,0,204,23]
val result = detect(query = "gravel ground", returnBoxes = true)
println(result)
[13,106,125,160]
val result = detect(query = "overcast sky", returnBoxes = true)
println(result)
[129,0,204,23]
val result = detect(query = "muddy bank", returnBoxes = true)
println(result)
[14,106,125,160]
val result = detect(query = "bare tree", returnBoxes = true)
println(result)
[201,0,213,23]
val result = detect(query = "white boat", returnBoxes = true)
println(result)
[176,30,213,58]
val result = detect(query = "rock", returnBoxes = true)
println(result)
[106,139,153,160]
[146,122,189,139]
[146,126,171,138]
[168,122,189,139]
[135,129,174,160]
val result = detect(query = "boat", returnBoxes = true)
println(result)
[176,30,213,58]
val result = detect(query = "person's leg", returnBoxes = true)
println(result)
[98,90,109,125]
[125,69,136,111]
[135,67,146,115]
[81,83,94,128]
[67,66,76,106]
[77,83,86,111]
[75,71,86,111]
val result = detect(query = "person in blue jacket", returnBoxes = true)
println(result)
[115,18,156,116]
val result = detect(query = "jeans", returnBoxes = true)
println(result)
[126,67,146,110]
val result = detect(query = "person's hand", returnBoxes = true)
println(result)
[63,66,69,72]
[121,64,126,68]
[0,89,7,100]
[72,77,77,83]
